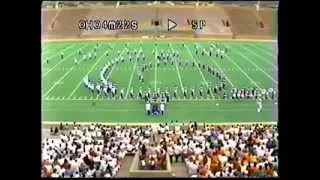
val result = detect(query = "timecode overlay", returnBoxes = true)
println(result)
[79,19,138,31]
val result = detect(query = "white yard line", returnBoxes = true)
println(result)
[67,45,111,99]
[226,57,261,88]
[154,47,157,91]
[185,44,210,88]
[42,121,277,126]
[242,45,278,70]
[234,46,278,84]
[42,45,70,65]
[223,45,262,89]
[43,108,274,112]
[44,66,76,97]
[43,43,73,57]
[169,43,184,92]
[197,43,234,87]
[42,46,61,57]
[256,43,275,51]
[44,97,277,102]
[125,58,138,99]
[44,44,76,59]
[42,44,77,67]
[253,44,278,59]
[43,44,87,77]
[124,47,139,99]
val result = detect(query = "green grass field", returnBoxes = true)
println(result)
[42,40,278,124]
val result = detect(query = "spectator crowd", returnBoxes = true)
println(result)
[156,122,278,177]
[42,122,278,178]
[42,123,153,178]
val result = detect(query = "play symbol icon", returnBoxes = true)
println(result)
[168,18,177,31]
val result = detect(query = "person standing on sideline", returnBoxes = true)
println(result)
[160,103,164,115]
[146,101,151,115]
[257,97,263,112]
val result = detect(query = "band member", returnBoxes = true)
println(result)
[130,88,134,98]
[183,89,187,98]
[160,103,164,115]
[191,88,195,97]
[146,101,151,115]
[139,88,143,99]
[120,89,124,99]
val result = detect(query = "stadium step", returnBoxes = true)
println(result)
[171,162,189,177]
[115,156,134,177]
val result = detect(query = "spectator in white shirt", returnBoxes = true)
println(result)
[167,145,174,163]
[194,145,202,155]
[42,122,278,178]
[118,149,126,159]
[174,143,182,162]
[127,143,133,154]
[51,168,59,178]
[182,143,188,161]
[188,161,198,176]
[160,103,165,115]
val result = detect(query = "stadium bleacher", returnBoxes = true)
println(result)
[41,2,277,39]
[42,122,278,178]
[41,1,279,178]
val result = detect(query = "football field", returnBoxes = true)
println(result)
[42,40,278,124]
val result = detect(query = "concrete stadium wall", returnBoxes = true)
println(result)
[129,152,172,177]
[223,6,277,39]
[41,5,277,41]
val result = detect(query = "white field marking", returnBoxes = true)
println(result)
[249,43,278,59]
[253,44,278,60]
[44,65,77,97]
[255,43,274,51]
[197,44,234,87]
[67,46,109,99]
[42,44,76,67]
[43,44,88,77]
[43,107,274,112]
[42,46,63,61]
[234,46,278,84]
[154,47,157,91]
[43,44,76,60]
[42,44,65,55]
[125,48,140,98]
[44,97,257,102]
[225,60,261,88]
[169,43,184,92]
[184,44,210,89]
[44,44,94,98]
[242,44,278,70]
[42,47,54,55]
[44,94,278,102]
[222,45,262,89]
[42,121,277,126]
